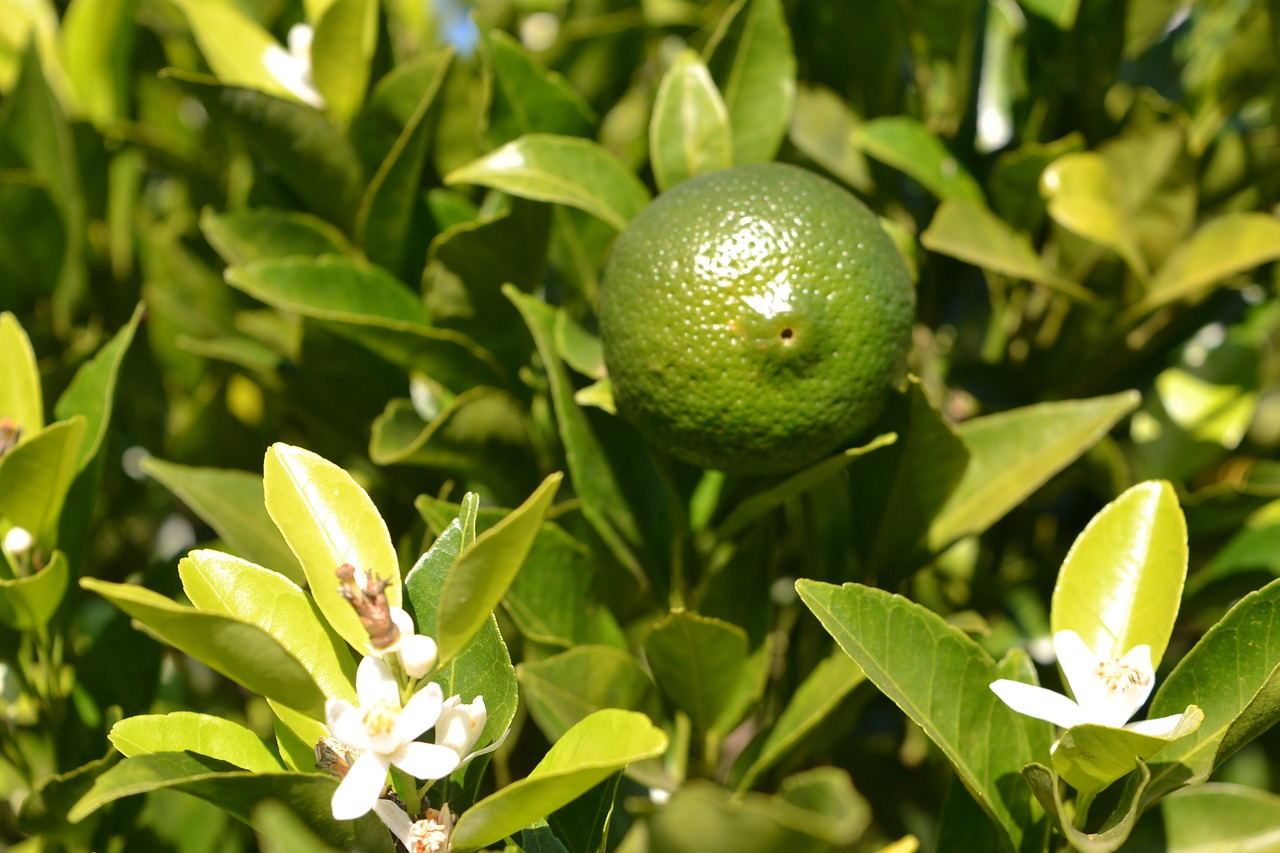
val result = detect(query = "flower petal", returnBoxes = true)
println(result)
[1116,643,1157,718]
[331,750,391,820]
[356,655,400,708]
[372,799,414,846]
[1124,712,1188,737]
[326,699,370,751]
[1053,629,1101,706]
[461,725,510,768]
[395,681,444,743]
[990,679,1085,729]
[389,741,462,781]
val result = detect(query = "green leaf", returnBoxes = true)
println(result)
[853,116,984,202]
[200,207,354,267]
[482,29,594,149]
[501,516,598,648]
[704,0,796,165]
[1147,578,1280,800]
[168,0,299,100]
[518,645,661,743]
[643,610,749,737]
[927,391,1141,551]
[59,0,135,126]
[1128,784,1280,852]
[263,443,400,654]
[788,83,872,193]
[178,549,357,704]
[254,800,344,853]
[1019,0,1080,28]
[645,774,866,853]
[0,549,67,632]
[445,134,650,232]
[0,174,65,305]
[854,382,969,579]
[436,472,562,664]
[226,255,429,329]
[920,199,1093,301]
[546,773,622,853]
[68,756,392,852]
[1041,152,1148,278]
[737,648,865,790]
[449,710,669,852]
[714,434,897,541]
[649,49,732,192]
[110,712,283,773]
[1051,480,1187,665]
[80,578,327,718]
[166,71,364,230]
[1052,710,1202,798]
[53,301,142,471]
[1135,213,1280,313]
[796,580,1048,852]
[404,511,518,755]
[141,458,305,586]
[1021,761,1149,853]
[311,0,377,124]
[0,416,85,548]
[355,47,452,278]
[0,311,42,435]
[507,288,648,586]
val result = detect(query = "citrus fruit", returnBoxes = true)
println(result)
[599,162,914,475]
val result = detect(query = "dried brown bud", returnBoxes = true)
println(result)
[336,562,401,651]
[314,736,357,777]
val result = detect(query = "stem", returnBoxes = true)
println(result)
[1074,788,1097,831]
[390,766,422,818]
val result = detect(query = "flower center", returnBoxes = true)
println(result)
[362,699,400,738]
[1094,658,1150,697]
[408,817,450,852]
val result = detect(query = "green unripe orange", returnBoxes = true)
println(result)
[600,163,914,475]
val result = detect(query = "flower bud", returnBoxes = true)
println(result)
[3,527,33,557]
[435,695,487,759]
[399,633,438,679]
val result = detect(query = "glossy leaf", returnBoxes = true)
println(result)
[927,391,1141,551]
[226,255,429,330]
[1147,578,1280,800]
[1051,481,1187,666]
[0,416,85,547]
[178,549,357,703]
[714,433,896,540]
[796,580,1048,851]
[311,0,376,124]
[53,301,142,470]
[445,134,650,232]
[1052,710,1202,797]
[1136,213,1280,313]
[704,0,796,165]
[404,511,518,754]
[737,648,865,790]
[169,0,298,100]
[68,756,392,852]
[644,610,749,736]
[921,199,1093,300]
[0,549,67,632]
[650,49,732,192]
[507,287,647,584]
[1041,152,1147,278]
[141,458,304,585]
[110,712,283,773]
[60,0,135,126]
[518,645,661,743]
[254,800,345,853]
[502,518,597,648]
[483,29,594,149]
[853,116,984,202]
[263,443,400,653]
[449,710,669,852]
[1127,784,1280,852]
[166,71,364,230]
[0,311,42,433]
[200,207,354,267]
[80,578,327,718]
[435,472,562,664]
[355,47,451,277]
